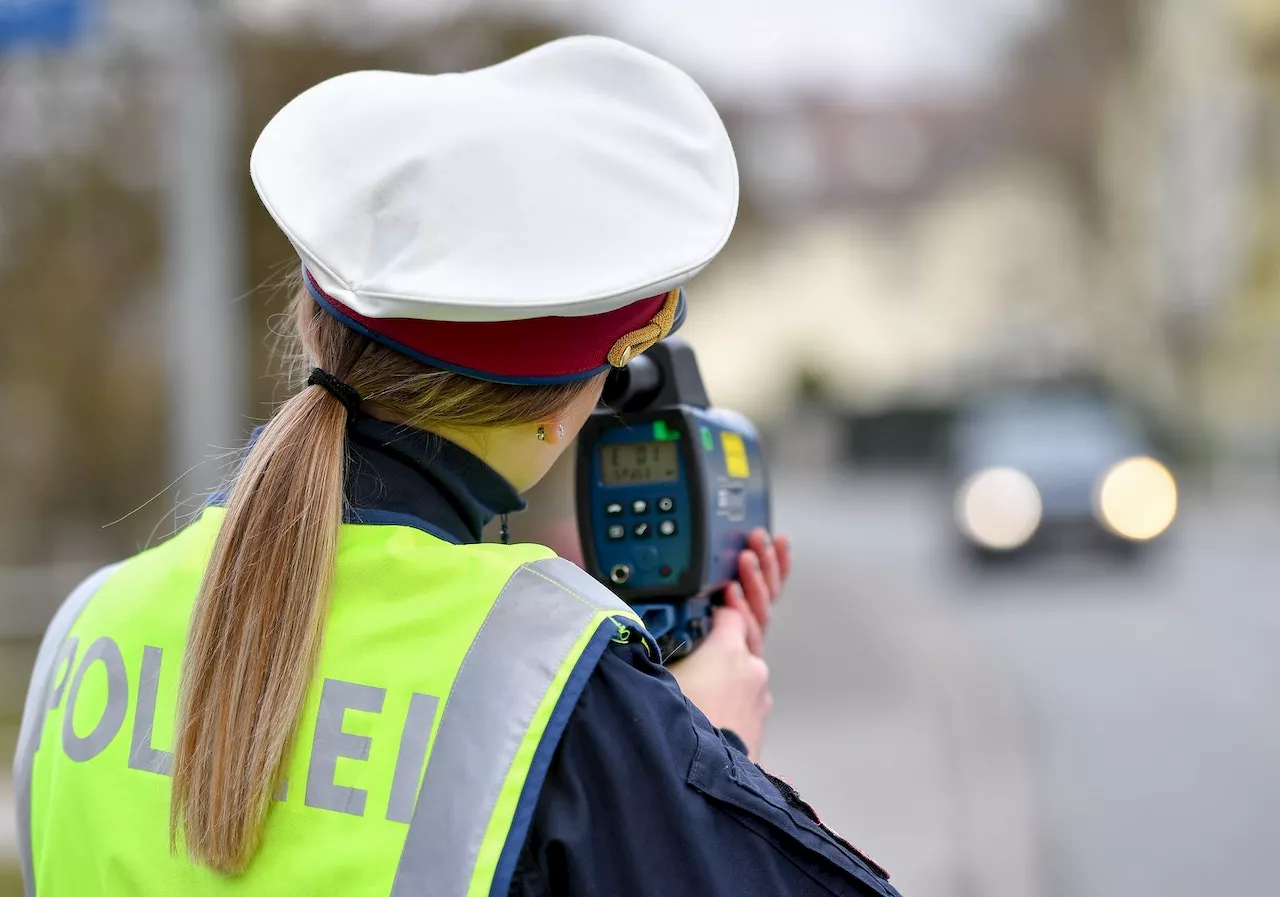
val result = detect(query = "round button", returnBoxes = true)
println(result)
[634,546,660,572]
[609,564,631,585]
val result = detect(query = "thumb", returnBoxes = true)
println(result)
[705,605,749,652]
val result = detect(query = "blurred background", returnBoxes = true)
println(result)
[3,0,1280,894]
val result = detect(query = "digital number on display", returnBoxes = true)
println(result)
[600,441,679,485]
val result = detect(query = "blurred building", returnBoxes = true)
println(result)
[688,0,1280,473]
[681,160,1098,424]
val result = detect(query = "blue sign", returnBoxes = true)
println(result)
[0,0,86,51]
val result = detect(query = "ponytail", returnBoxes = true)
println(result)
[167,288,601,874]
[170,383,348,873]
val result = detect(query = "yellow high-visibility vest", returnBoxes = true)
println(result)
[15,507,642,896]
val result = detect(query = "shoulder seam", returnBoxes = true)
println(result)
[518,564,618,616]
[13,561,124,896]
[518,560,655,658]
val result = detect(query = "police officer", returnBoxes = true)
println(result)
[14,36,902,897]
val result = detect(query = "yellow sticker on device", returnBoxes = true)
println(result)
[721,432,750,478]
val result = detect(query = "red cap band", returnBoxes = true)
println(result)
[305,269,670,384]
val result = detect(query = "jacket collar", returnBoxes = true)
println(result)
[345,417,526,544]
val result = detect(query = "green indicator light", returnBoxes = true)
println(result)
[653,420,680,441]
[701,426,715,451]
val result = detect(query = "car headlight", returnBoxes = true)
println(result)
[954,467,1042,551]
[1094,456,1177,541]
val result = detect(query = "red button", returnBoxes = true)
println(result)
[660,565,672,577]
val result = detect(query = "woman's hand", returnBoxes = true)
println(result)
[669,606,771,757]
[724,529,791,655]
[669,529,792,759]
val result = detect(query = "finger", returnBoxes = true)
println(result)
[774,534,793,582]
[707,602,747,649]
[749,529,783,597]
[737,550,772,634]
[724,582,764,656]
[726,584,764,657]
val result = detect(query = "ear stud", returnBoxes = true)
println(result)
[536,424,565,444]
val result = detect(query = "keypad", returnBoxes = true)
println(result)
[601,495,680,546]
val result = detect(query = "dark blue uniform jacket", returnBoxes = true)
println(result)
[343,418,903,897]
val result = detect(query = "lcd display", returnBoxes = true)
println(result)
[600,441,679,485]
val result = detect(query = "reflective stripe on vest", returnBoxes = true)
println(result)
[391,557,631,896]
[16,512,644,897]
[14,563,122,897]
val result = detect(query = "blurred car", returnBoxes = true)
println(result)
[947,390,1178,560]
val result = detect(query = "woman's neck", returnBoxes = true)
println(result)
[363,406,539,493]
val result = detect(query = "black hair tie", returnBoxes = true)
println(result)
[307,367,362,415]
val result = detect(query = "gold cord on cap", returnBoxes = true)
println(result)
[607,289,681,368]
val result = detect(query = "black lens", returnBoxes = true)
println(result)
[601,355,662,413]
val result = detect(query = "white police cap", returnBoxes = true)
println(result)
[249,36,738,381]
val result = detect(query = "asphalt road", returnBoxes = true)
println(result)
[760,465,1280,897]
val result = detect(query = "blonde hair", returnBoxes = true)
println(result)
[170,290,601,874]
